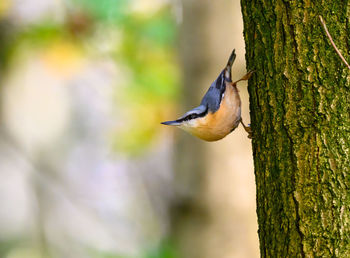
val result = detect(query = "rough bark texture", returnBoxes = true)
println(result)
[241,1,350,257]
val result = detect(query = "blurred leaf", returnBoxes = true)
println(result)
[120,9,179,99]
[41,39,83,77]
[0,0,11,19]
[120,8,177,59]
[111,101,159,155]
[0,24,63,70]
[73,0,129,23]
[18,24,63,44]
[144,240,178,258]
[111,6,179,155]
[139,11,176,46]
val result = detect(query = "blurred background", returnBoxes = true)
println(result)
[0,0,258,257]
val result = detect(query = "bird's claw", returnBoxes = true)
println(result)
[242,70,255,81]
[245,126,253,139]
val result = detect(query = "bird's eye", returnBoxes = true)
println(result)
[186,114,193,120]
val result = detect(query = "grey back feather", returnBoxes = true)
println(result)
[200,70,226,113]
[200,49,236,113]
[177,70,227,121]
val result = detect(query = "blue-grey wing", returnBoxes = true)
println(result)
[200,49,235,113]
[200,70,226,113]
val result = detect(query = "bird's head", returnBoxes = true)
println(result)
[161,105,207,131]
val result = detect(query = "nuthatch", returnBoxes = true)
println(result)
[161,49,253,141]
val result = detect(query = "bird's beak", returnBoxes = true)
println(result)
[161,120,181,126]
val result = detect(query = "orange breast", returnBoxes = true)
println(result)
[186,83,242,141]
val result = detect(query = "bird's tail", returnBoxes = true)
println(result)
[224,49,236,81]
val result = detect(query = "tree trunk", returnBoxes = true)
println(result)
[241,1,350,257]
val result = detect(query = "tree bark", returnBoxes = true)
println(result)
[241,1,350,257]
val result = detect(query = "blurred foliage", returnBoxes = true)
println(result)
[113,7,179,155]
[0,0,179,256]
[73,0,129,23]
[75,0,180,155]
[0,0,179,155]
[0,239,21,258]
[144,240,178,258]
[87,240,177,258]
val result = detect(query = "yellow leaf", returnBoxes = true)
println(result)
[0,0,11,18]
[42,40,83,78]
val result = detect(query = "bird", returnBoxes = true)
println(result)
[161,49,253,141]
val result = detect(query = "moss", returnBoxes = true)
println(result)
[241,0,350,256]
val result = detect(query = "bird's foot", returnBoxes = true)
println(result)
[244,125,253,139]
[240,119,253,139]
[241,70,255,81]
[232,70,255,85]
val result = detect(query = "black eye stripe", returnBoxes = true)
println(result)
[184,114,196,121]
[190,114,196,119]
[176,107,208,123]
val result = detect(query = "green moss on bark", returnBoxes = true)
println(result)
[241,0,350,256]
